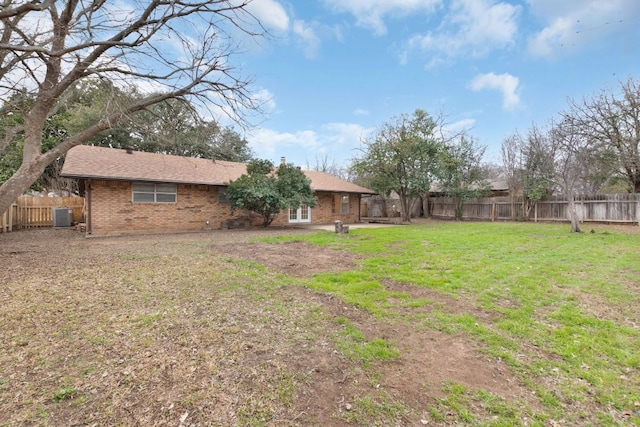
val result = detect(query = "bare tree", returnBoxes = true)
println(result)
[501,132,524,220]
[564,77,640,193]
[523,120,592,233]
[0,1,264,213]
[305,153,350,180]
[549,120,593,233]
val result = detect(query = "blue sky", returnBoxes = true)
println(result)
[237,0,640,169]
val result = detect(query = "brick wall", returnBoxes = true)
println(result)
[88,181,363,234]
[88,180,242,235]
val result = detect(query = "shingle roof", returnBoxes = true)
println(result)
[302,170,376,194]
[61,145,375,194]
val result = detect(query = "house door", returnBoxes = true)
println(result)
[289,204,311,223]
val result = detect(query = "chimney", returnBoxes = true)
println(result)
[126,146,134,154]
[280,156,286,165]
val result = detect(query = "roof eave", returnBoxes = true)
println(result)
[60,174,228,186]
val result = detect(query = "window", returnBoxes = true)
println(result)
[333,193,350,214]
[340,194,350,214]
[218,187,228,204]
[132,182,177,203]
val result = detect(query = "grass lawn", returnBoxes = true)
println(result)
[1,221,639,426]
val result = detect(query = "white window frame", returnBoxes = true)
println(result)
[289,204,311,223]
[132,182,177,203]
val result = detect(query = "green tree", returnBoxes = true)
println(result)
[0,89,82,192]
[96,96,254,162]
[0,77,254,192]
[352,109,443,222]
[0,92,27,185]
[226,160,316,227]
[0,1,263,215]
[438,136,490,220]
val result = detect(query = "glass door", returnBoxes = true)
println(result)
[289,204,311,223]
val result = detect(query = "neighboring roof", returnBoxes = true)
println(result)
[429,179,510,193]
[487,179,509,191]
[61,145,375,194]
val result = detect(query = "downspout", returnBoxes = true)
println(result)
[358,194,361,223]
[86,178,92,235]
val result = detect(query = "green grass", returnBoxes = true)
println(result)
[334,317,400,367]
[342,391,410,425]
[265,221,640,426]
[52,386,80,403]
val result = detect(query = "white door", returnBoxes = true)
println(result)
[289,204,311,223]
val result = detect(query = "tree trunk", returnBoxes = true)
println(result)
[398,193,412,223]
[421,194,430,218]
[567,195,582,233]
[454,197,464,220]
[510,193,518,220]
[0,114,50,213]
[0,159,48,214]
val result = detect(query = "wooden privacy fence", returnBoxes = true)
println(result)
[1,195,85,233]
[430,194,640,224]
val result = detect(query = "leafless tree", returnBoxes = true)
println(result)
[0,1,265,213]
[305,153,350,180]
[501,132,524,220]
[523,120,592,233]
[563,77,640,193]
[549,119,594,232]
[502,127,555,220]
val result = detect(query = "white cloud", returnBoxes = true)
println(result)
[442,118,476,136]
[246,0,290,32]
[407,0,520,63]
[353,108,369,116]
[253,88,277,114]
[526,0,640,58]
[249,128,319,156]
[322,122,371,146]
[293,20,321,59]
[247,122,373,165]
[470,72,520,110]
[323,0,442,36]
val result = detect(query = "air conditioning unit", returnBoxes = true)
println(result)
[53,208,73,228]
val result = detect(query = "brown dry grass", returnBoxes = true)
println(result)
[1,228,362,426]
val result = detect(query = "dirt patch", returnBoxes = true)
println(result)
[296,288,533,411]
[213,241,362,277]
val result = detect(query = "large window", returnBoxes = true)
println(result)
[333,193,350,214]
[132,182,177,203]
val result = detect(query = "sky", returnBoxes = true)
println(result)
[230,0,640,169]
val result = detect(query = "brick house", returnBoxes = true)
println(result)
[61,145,375,236]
